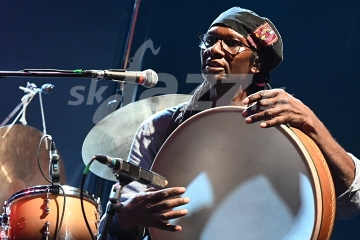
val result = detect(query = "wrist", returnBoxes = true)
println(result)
[111,210,144,239]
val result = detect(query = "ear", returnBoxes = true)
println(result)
[251,65,260,74]
[250,52,261,73]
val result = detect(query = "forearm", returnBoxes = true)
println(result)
[303,116,355,196]
[241,89,360,216]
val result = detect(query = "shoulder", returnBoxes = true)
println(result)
[141,102,188,132]
[127,102,188,168]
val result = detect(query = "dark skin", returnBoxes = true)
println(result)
[116,186,189,237]
[114,25,355,237]
[242,89,355,195]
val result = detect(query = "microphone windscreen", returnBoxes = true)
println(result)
[41,83,55,94]
[143,69,158,88]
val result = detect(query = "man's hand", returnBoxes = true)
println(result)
[117,187,190,232]
[241,88,316,135]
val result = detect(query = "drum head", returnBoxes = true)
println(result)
[150,106,334,240]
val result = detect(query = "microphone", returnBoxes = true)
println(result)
[40,83,55,94]
[82,69,158,88]
[94,155,166,188]
[49,140,60,193]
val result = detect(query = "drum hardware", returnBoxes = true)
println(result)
[81,94,192,182]
[43,185,66,240]
[0,124,67,231]
[0,80,70,239]
[43,221,50,239]
[95,198,102,228]
[0,81,67,208]
[45,191,51,213]
[0,201,10,240]
[4,185,101,239]
[49,140,60,194]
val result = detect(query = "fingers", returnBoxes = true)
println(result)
[150,187,186,202]
[150,207,189,232]
[142,187,187,202]
[151,195,190,213]
[151,220,183,232]
[160,208,189,220]
[242,89,279,106]
[143,188,189,231]
[120,187,190,231]
[242,104,287,125]
[242,89,290,127]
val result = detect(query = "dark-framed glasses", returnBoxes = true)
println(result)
[198,33,253,56]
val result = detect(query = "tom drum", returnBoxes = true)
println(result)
[4,185,101,239]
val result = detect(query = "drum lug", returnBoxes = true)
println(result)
[45,192,50,214]
[0,201,10,239]
[43,221,50,240]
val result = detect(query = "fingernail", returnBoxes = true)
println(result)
[183,197,190,203]
[260,122,267,128]
[175,226,182,231]
[242,98,249,105]
[180,209,188,214]
[245,117,252,123]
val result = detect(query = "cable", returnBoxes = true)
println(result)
[37,135,52,183]
[22,69,79,73]
[81,157,96,240]
[53,185,66,240]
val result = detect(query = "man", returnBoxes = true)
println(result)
[101,6,360,239]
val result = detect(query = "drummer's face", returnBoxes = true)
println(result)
[200,25,258,82]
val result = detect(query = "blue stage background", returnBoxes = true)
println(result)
[0,0,359,239]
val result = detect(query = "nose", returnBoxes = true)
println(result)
[208,40,225,56]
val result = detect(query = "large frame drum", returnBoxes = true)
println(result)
[150,106,335,240]
[5,185,101,239]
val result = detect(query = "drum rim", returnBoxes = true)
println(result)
[6,185,99,205]
[279,124,323,239]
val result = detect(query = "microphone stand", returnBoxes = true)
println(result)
[94,155,166,240]
[97,176,133,240]
[0,69,89,78]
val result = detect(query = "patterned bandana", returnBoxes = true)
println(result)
[209,7,283,72]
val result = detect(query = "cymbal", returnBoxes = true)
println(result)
[0,124,67,207]
[82,94,192,181]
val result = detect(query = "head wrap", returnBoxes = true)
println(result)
[209,7,283,72]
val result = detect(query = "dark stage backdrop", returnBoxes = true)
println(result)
[0,0,359,239]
